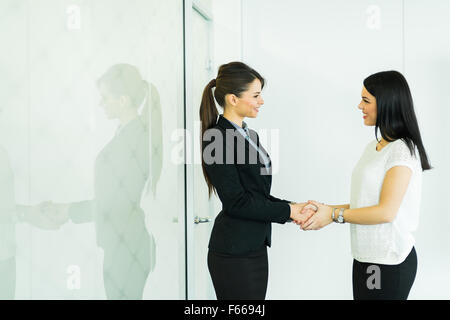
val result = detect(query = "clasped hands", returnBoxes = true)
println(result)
[290,200,334,231]
[21,201,70,230]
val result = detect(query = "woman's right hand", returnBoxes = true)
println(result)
[289,202,316,226]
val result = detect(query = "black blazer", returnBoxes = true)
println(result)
[203,115,291,255]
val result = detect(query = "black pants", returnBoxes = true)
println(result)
[207,246,268,300]
[353,247,417,300]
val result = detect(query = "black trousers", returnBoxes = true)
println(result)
[207,246,268,300]
[353,247,417,300]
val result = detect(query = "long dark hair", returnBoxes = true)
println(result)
[199,61,265,197]
[364,70,431,171]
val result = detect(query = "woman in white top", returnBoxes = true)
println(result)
[300,71,431,300]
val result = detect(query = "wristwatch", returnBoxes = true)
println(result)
[337,208,345,224]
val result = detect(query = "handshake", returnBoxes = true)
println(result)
[289,200,333,231]
[20,201,71,230]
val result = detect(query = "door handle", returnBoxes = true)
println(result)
[194,216,211,224]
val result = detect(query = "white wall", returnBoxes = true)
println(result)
[240,0,450,299]
[212,0,242,68]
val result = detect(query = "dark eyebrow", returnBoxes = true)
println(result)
[253,91,261,94]
[362,96,370,100]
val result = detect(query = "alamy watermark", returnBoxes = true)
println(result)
[366,5,382,30]
[366,265,381,290]
[67,265,81,290]
[170,121,281,176]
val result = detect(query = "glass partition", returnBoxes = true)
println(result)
[0,0,185,299]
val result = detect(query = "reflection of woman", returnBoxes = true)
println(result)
[199,62,312,300]
[301,71,431,300]
[59,64,162,299]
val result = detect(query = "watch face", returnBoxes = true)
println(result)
[338,216,344,223]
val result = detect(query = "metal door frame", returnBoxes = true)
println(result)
[183,0,214,300]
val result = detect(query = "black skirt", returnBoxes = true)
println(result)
[207,245,268,300]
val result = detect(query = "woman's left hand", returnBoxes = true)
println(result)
[301,200,333,231]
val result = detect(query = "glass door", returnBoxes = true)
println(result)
[0,0,185,299]
[184,0,218,299]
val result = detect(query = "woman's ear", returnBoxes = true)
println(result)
[225,93,238,107]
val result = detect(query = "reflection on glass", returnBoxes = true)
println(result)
[1,0,183,300]
[1,64,163,300]
[1,145,70,299]
[45,64,162,299]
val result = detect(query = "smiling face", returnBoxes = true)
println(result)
[358,86,377,126]
[226,78,264,118]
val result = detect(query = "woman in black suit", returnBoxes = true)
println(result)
[199,62,312,300]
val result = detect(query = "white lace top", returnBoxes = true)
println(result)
[350,139,422,265]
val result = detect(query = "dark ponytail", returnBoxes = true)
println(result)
[199,61,265,197]
[363,70,432,171]
[199,78,219,136]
